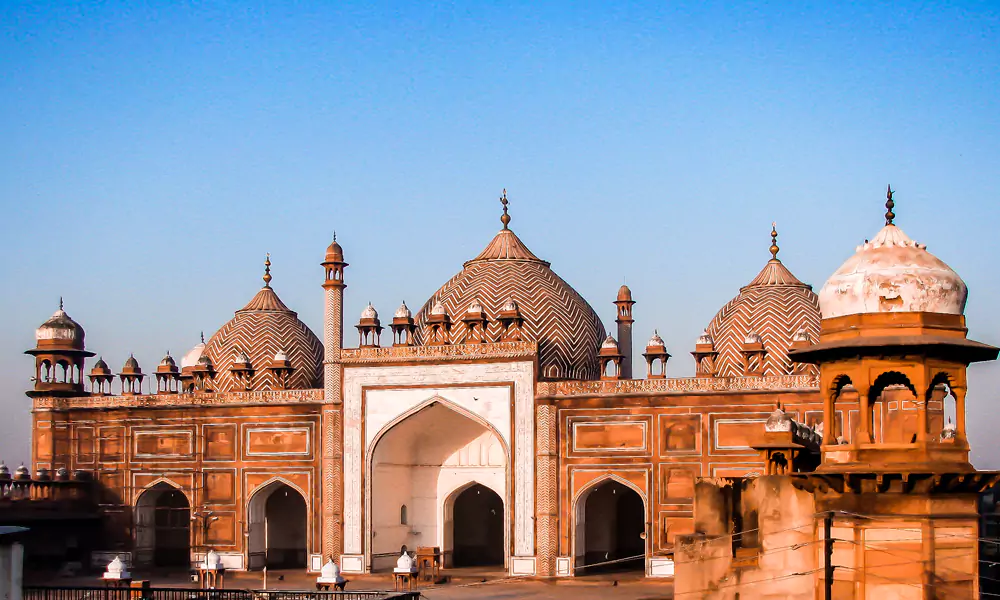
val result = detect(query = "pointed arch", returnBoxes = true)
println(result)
[572,474,648,575]
[134,480,191,568]
[365,398,510,572]
[135,478,189,506]
[366,394,510,462]
[246,478,308,570]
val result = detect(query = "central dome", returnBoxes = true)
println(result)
[414,226,606,380]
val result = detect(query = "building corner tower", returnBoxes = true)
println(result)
[321,235,348,564]
[615,285,635,379]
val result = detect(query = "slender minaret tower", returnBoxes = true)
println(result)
[321,233,348,562]
[615,284,635,379]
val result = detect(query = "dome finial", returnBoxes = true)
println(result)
[59,296,64,311]
[200,331,205,344]
[500,189,510,229]
[333,230,337,242]
[885,184,895,225]
[769,222,779,260]
[263,253,272,287]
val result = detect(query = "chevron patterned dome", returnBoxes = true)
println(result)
[704,231,820,378]
[204,278,323,392]
[414,226,606,380]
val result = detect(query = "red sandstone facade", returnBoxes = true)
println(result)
[26,189,995,594]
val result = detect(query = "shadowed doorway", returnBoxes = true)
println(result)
[451,483,504,567]
[135,483,191,568]
[576,479,645,573]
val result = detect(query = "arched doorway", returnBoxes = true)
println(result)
[135,483,191,568]
[449,483,504,567]
[369,400,508,572]
[247,481,307,569]
[575,479,646,574]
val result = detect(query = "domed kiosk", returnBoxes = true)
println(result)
[791,188,997,472]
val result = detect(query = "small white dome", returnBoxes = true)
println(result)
[467,298,484,314]
[431,301,447,316]
[395,550,415,572]
[744,332,762,344]
[792,326,812,343]
[233,350,250,365]
[818,223,967,319]
[601,334,619,350]
[697,331,714,346]
[35,303,86,348]
[647,330,665,348]
[204,549,222,570]
[395,301,411,319]
[502,297,519,313]
[361,303,378,320]
[274,349,288,362]
[764,407,793,432]
[181,338,207,369]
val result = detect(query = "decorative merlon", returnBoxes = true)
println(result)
[341,341,538,364]
[536,374,819,397]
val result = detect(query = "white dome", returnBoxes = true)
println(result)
[467,298,484,314]
[601,334,619,350]
[395,550,415,572]
[361,303,378,320]
[431,300,446,316]
[697,331,714,346]
[818,224,967,319]
[181,339,206,369]
[647,330,665,348]
[394,301,411,319]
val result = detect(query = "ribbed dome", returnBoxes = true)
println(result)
[415,227,606,380]
[818,223,967,319]
[704,241,820,378]
[205,282,323,392]
[35,303,86,350]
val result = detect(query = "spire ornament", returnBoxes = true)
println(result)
[500,189,510,229]
[59,296,64,311]
[263,253,272,287]
[769,222,780,260]
[885,184,895,225]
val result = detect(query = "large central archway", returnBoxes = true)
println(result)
[574,478,646,574]
[368,400,508,572]
[247,481,307,570]
[135,482,191,568]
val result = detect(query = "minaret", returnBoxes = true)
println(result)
[320,233,348,562]
[615,284,635,379]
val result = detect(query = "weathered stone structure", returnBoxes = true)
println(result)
[26,188,994,590]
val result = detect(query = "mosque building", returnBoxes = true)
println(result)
[24,188,996,588]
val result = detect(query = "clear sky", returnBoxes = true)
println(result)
[2,2,998,466]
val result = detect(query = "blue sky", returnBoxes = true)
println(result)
[1,2,998,465]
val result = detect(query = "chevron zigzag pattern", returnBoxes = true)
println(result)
[414,259,606,380]
[706,282,820,378]
[206,304,324,393]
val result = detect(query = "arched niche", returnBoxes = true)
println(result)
[573,476,647,574]
[367,399,508,572]
[134,481,191,568]
[246,480,308,570]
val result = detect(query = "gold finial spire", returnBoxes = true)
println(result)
[769,222,779,260]
[263,253,272,287]
[500,189,510,229]
[885,184,895,225]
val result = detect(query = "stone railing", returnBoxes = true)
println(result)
[341,341,538,364]
[33,388,324,411]
[536,374,819,398]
